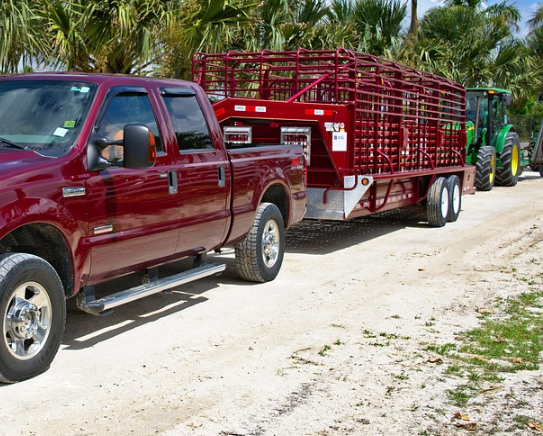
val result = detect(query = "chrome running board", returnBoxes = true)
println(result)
[77,263,226,316]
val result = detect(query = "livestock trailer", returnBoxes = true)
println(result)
[193,48,475,226]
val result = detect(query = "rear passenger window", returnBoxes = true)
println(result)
[162,94,213,151]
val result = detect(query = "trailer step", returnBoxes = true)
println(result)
[77,263,226,316]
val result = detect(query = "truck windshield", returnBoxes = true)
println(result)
[0,80,96,157]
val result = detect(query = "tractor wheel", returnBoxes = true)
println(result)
[427,177,449,228]
[447,175,462,223]
[474,146,496,191]
[496,133,521,186]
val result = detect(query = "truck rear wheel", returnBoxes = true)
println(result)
[427,177,449,227]
[235,203,285,283]
[0,253,66,383]
[475,145,496,191]
[496,133,521,186]
[447,175,461,222]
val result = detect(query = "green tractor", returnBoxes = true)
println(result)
[465,87,526,191]
[528,118,543,177]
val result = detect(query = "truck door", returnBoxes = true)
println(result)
[85,87,180,283]
[159,87,230,256]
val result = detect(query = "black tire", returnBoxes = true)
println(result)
[235,203,285,283]
[496,132,521,186]
[447,175,462,222]
[475,145,496,191]
[0,253,66,383]
[539,167,543,178]
[427,177,449,227]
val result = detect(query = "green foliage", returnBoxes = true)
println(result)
[1,0,542,106]
[0,0,45,73]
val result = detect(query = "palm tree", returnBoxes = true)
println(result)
[407,0,418,41]
[0,0,44,73]
[352,0,407,55]
[415,0,534,92]
[41,0,87,71]
[159,0,255,79]
[81,0,171,74]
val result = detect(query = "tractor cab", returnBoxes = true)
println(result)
[466,87,511,151]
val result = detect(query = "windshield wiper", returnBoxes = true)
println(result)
[0,137,26,150]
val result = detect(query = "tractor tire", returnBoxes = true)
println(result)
[427,177,449,228]
[496,132,521,186]
[0,253,66,383]
[235,203,285,283]
[447,175,462,222]
[474,145,496,191]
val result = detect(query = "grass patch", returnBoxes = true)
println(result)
[425,342,457,356]
[444,363,463,376]
[318,344,332,357]
[434,286,543,410]
[446,387,472,406]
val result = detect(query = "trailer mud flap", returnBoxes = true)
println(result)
[305,175,373,220]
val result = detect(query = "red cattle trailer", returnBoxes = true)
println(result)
[192,48,475,226]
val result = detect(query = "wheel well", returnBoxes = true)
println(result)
[261,184,288,226]
[0,224,73,297]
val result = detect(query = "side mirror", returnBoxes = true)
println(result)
[123,124,156,169]
[503,94,512,106]
[87,132,115,171]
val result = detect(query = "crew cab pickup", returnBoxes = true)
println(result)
[0,74,306,382]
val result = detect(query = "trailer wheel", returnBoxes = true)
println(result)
[0,253,65,383]
[496,133,521,186]
[475,145,496,191]
[447,175,461,222]
[427,177,449,227]
[235,203,285,283]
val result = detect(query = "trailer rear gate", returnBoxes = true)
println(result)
[193,49,475,224]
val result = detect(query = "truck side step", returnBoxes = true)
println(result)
[77,263,226,316]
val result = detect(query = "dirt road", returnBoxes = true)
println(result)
[1,172,542,436]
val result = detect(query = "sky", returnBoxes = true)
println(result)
[414,0,541,37]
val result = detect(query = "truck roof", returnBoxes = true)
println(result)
[0,72,196,89]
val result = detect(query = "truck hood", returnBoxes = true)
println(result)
[0,149,58,188]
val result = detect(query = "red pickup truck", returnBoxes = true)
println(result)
[0,74,306,382]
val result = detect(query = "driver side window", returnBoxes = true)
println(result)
[97,92,163,162]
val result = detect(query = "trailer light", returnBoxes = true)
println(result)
[488,90,496,94]
[361,177,370,186]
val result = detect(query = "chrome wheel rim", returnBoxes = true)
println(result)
[262,219,280,268]
[3,282,52,360]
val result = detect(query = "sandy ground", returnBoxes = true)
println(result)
[1,171,543,436]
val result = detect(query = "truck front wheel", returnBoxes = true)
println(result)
[496,133,521,186]
[0,253,66,383]
[235,203,285,283]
